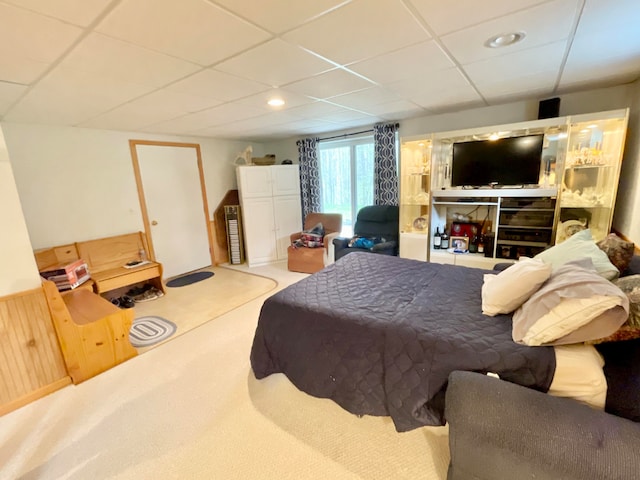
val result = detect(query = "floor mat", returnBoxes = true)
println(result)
[129,316,177,348]
[166,271,214,288]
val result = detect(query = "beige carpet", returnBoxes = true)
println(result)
[0,262,450,480]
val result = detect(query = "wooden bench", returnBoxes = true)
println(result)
[42,280,137,384]
[76,232,165,295]
[34,232,165,296]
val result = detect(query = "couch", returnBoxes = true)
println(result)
[445,254,640,480]
[333,205,399,261]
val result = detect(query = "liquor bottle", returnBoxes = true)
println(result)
[483,226,494,258]
[441,225,450,249]
[469,228,478,253]
[433,226,442,249]
[477,232,485,254]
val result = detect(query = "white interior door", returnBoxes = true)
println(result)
[136,144,211,279]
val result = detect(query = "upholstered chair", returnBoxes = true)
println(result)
[287,213,342,274]
[333,205,399,261]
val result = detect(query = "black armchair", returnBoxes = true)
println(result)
[333,205,399,261]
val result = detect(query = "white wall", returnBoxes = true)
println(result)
[2,123,263,249]
[613,78,640,244]
[0,126,41,295]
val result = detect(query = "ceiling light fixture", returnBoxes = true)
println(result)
[267,98,285,107]
[485,32,526,48]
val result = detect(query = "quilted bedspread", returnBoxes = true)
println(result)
[250,252,556,431]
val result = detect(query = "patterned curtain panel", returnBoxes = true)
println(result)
[374,123,399,205]
[296,137,321,219]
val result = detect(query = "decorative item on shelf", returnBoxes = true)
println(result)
[235,145,253,165]
[450,236,469,253]
[252,154,276,166]
[413,216,428,231]
[414,192,429,204]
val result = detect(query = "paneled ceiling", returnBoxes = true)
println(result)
[1,0,639,142]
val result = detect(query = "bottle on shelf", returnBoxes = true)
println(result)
[440,225,450,250]
[469,230,478,254]
[433,226,442,249]
[483,226,494,258]
[477,232,485,254]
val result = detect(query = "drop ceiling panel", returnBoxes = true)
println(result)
[0,82,28,115]
[363,99,425,118]
[1,0,639,141]
[96,0,272,66]
[348,41,454,85]
[463,41,565,87]
[0,3,83,84]
[562,0,640,84]
[78,90,224,130]
[167,69,270,102]
[4,0,113,27]
[212,0,351,34]
[234,89,316,110]
[286,100,354,119]
[4,68,152,124]
[326,87,403,111]
[284,69,375,99]
[407,0,548,36]
[60,33,201,88]
[146,102,266,134]
[440,0,580,65]
[283,0,430,65]
[388,68,482,110]
[215,39,336,87]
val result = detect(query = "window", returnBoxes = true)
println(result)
[319,136,374,236]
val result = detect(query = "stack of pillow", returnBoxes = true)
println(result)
[482,229,638,346]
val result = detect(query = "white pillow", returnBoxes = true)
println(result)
[534,229,619,280]
[482,257,552,316]
[512,259,629,346]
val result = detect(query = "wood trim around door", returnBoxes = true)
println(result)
[128,139,218,267]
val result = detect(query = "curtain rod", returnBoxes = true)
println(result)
[318,129,374,142]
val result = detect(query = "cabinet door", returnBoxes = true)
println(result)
[237,166,273,198]
[273,195,302,260]
[271,165,300,196]
[241,197,277,266]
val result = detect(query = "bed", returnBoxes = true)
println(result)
[250,252,605,432]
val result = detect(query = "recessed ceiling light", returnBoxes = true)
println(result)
[267,98,285,107]
[485,32,526,48]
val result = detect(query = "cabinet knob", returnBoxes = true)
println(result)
[151,220,158,226]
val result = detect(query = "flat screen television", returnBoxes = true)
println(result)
[451,135,544,188]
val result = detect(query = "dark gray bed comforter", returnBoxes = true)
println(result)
[250,252,556,431]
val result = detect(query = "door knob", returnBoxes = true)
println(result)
[151,220,158,226]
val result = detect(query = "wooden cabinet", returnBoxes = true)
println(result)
[236,165,302,267]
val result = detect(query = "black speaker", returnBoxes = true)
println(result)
[538,97,560,119]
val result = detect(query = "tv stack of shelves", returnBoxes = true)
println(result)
[398,108,629,268]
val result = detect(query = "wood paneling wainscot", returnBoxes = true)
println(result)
[0,286,70,416]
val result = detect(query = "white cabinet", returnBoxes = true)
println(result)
[399,137,432,260]
[237,165,302,267]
